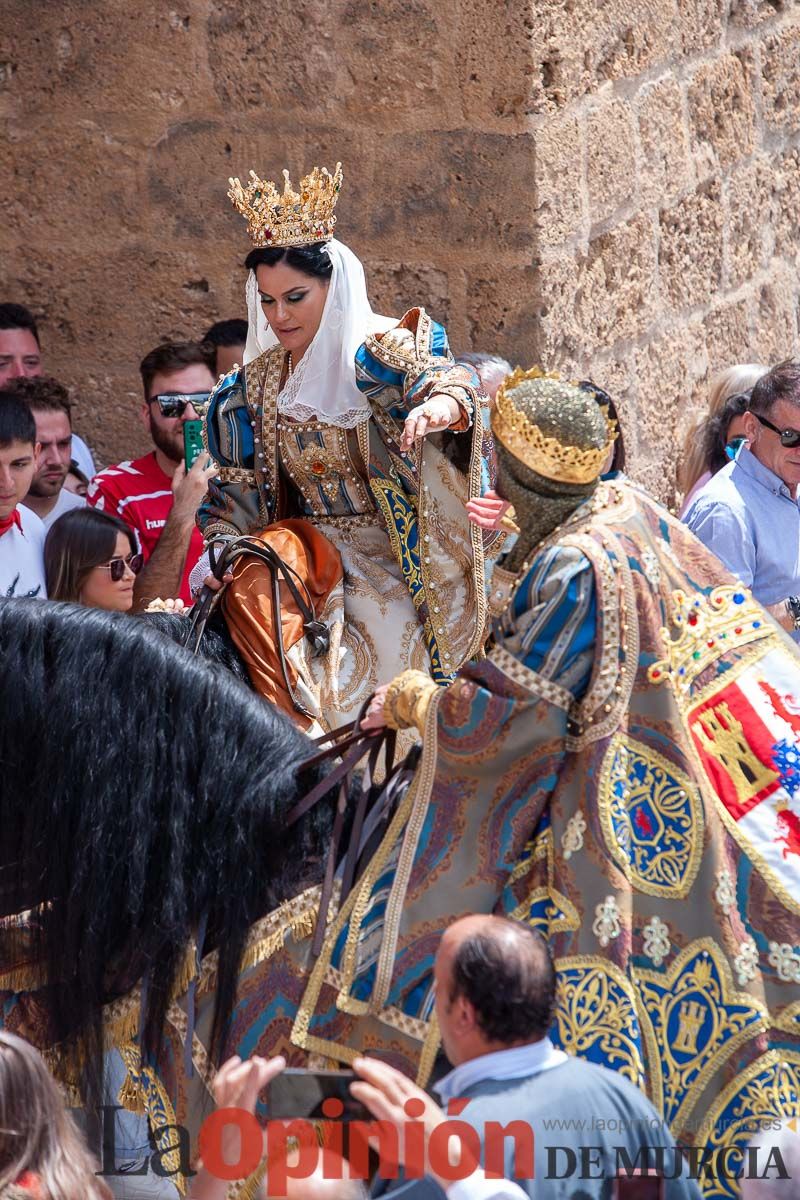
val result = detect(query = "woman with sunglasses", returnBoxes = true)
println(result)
[44,508,143,612]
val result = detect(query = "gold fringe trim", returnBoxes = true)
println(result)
[118,1072,147,1116]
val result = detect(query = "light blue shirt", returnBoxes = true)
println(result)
[683,446,800,640]
[435,1037,568,1104]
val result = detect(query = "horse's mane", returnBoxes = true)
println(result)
[0,599,329,1091]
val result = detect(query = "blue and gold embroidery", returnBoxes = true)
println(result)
[510,827,580,937]
[697,1050,800,1200]
[119,1041,188,1195]
[634,938,769,1132]
[598,734,704,899]
[553,957,646,1090]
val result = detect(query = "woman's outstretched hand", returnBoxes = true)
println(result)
[400,394,459,452]
[466,489,517,532]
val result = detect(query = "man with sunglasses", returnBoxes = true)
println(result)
[684,360,800,640]
[88,341,217,608]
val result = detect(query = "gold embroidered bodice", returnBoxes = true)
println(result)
[277,418,376,520]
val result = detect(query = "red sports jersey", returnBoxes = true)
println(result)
[88,452,204,605]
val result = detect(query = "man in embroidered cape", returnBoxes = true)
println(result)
[363,373,800,1200]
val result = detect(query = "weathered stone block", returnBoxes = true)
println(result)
[533,116,585,248]
[369,130,535,253]
[586,100,637,223]
[532,253,582,365]
[459,0,538,127]
[527,0,676,114]
[678,0,726,52]
[730,0,790,28]
[726,156,775,289]
[688,54,756,176]
[658,181,724,312]
[772,146,800,264]
[577,214,659,349]
[762,23,800,133]
[207,0,452,126]
[636,76,693,209]
[703,298,753,373]
[465,264,538,362]
[632,322,708,502]
[749,268,799,363]
[366,262,451,329]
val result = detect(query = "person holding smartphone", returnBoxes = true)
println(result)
[88,341,217,608]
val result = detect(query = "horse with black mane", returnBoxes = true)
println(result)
[0,597,550,1196]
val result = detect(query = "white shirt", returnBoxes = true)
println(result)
[71,433,96,479]
[22,486,86,531]
[0,506,47,598]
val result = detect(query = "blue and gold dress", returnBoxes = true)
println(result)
[198,307,495,731]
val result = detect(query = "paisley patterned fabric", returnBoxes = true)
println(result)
[331,475,798,1198]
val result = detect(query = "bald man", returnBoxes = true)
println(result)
[364,916,699,1200]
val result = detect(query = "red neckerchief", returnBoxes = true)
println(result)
[0,508,22,538]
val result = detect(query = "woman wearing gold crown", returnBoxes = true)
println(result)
[195,163,494,731]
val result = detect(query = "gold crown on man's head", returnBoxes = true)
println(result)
[228,162,343,248]
[492,367,617,485]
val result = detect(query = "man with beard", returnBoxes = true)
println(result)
[88,341,216,608]
[7,375,86,529]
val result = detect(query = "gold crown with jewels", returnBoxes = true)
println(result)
[228,162,343,248]
[648,585,773,693]
[492,367,617,485]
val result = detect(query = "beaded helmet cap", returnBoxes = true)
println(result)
[228,162,343,248]
[493,373,614,569]
[493,367,617,485]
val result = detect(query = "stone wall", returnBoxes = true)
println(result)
[1,0,798,499]
[526,0,800,500]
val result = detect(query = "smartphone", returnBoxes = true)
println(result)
[269,1068,370,1121]
[183,420,205,471]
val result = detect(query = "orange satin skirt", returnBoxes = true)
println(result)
[221,520,343,729]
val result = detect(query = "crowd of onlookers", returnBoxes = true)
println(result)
[2,297,800,642]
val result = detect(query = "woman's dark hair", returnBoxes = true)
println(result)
[578,380,626,473]
[244,243,333,280]
[0,600,333,1099]
[44,508,137,603]
[702,390,750,476]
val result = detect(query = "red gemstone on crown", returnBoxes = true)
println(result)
[310,461,326,475]
[688,613,698,626]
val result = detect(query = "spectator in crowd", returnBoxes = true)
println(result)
[6,375,86,529]
[64,459,90,497]
[45,508,142,612]
[203,317,248,378]
[88,341,216,609]
[354,916,697,1200]
[678,364,767,510]
[0,302,96,479]
[0,392,46,598]
[456,352,511,405]
[0,1031,111,1199]
[683,360,800,640]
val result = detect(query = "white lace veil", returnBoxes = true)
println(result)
[243,238,394,427]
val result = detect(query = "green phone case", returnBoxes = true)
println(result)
[183,420,205,471]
